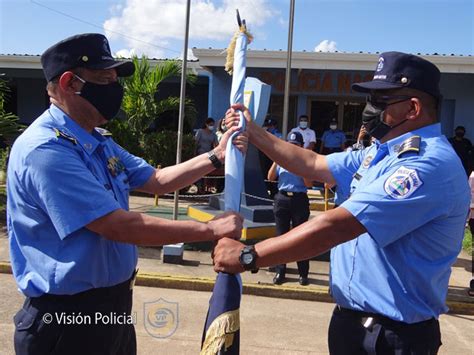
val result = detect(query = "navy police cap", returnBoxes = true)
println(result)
[41,33,135,82]
[352,51,441,99]
[287,131,304,146]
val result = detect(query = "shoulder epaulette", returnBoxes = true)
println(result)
[53,128,77,145]
[397,135,420,157]
[94,127,113,137]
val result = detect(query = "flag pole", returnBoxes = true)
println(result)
[282,0,295,139]
[173,0,191,220]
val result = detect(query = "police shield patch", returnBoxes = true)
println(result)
[144,298,179,338]
[384,166,423,199]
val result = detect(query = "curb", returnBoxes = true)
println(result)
[1,262,472,315]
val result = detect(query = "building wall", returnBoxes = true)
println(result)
[439,73,474,138]
[207,67,474,140]
[16,78,48,123]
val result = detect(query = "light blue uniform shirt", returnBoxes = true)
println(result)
[322,129,346,148]
[326,123,469,323]
[7,105,155,297]
[276,166,307,193]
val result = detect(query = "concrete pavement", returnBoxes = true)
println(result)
[0,194,473,353]
[0,273,472,355]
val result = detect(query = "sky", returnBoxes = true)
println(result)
[0,0,473,59]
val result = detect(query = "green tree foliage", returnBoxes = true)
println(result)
[0,79,23,145]
[107,56,197,167]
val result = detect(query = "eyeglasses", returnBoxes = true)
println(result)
[367,95,415,109]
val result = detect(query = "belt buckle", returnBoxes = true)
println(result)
[362,317,374,330]
[287,191,293,197]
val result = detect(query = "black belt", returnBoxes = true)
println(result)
[33,270,138,304]
[278,190,307,197]
[335,305,436,330]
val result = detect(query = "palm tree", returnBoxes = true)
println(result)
[0,79,23,145]
[107,56,197,166]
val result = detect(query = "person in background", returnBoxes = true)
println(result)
[194,118,219,193]
[216,118,227,143]
[449,125,473,177]
[268,131,313,286]
[262,117,282,198]
[195,117,218,155]
[320,119,346,154]
[290,115,316,151]
[263,117,282,139]
[351,125,373,151]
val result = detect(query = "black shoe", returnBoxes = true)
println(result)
[273,273,285,285]
[299,276,309,286]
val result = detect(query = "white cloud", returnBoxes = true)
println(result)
[314,40,338,53]
[104,0,278,58]
[115,48,136,58]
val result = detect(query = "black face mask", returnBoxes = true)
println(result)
[362,100,409,140]
[75,75,124,121]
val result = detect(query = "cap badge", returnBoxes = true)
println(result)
[81,56,88,62]
[401,77,408,84]
[290,133,296,140]
[376,57,384,72]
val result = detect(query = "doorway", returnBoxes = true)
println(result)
[310,100,338,151]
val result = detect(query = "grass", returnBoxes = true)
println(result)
[463,227,473,256]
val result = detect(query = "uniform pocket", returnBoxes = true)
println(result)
[14,308,36,331]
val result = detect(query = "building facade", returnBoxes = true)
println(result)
[1,50,473,144]
[193,49,474,144]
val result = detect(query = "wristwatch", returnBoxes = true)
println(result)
[207,149,223,169]
[239,245,259,273]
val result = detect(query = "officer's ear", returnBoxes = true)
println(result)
[58,71,81,95]
[406,97,422,121]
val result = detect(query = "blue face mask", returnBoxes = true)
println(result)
[299,121,308,129]
[207,125,215,131]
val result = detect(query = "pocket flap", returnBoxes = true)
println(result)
[14,308,36,331]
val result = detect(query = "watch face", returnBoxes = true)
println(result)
[242,253,253,265]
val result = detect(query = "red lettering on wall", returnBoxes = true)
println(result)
[337,74,351,94]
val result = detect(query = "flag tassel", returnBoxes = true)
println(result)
[200,309,240,355]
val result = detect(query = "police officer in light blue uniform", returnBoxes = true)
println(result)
[320,119,346,154]
[213,51,470,354]
[268,132,312,286]
[8,33,245,355]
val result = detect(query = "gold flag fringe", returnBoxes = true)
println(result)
[224,26,253,76]
[200,309,240,355]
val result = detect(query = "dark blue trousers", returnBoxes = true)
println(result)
[328,306,441,355]
[14,276,136,355]
[274,191,311,277]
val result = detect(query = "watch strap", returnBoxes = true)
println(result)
[207,149,223,169]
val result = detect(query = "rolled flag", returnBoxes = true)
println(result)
[201,10,252,355]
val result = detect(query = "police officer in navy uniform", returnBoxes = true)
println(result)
[268,131,312,286]
[7,33,246,355]
[215,51,469,354]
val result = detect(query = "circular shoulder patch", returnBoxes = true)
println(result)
[384,166,423,199]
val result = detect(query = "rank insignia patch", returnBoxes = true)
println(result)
[54,128,77,145]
